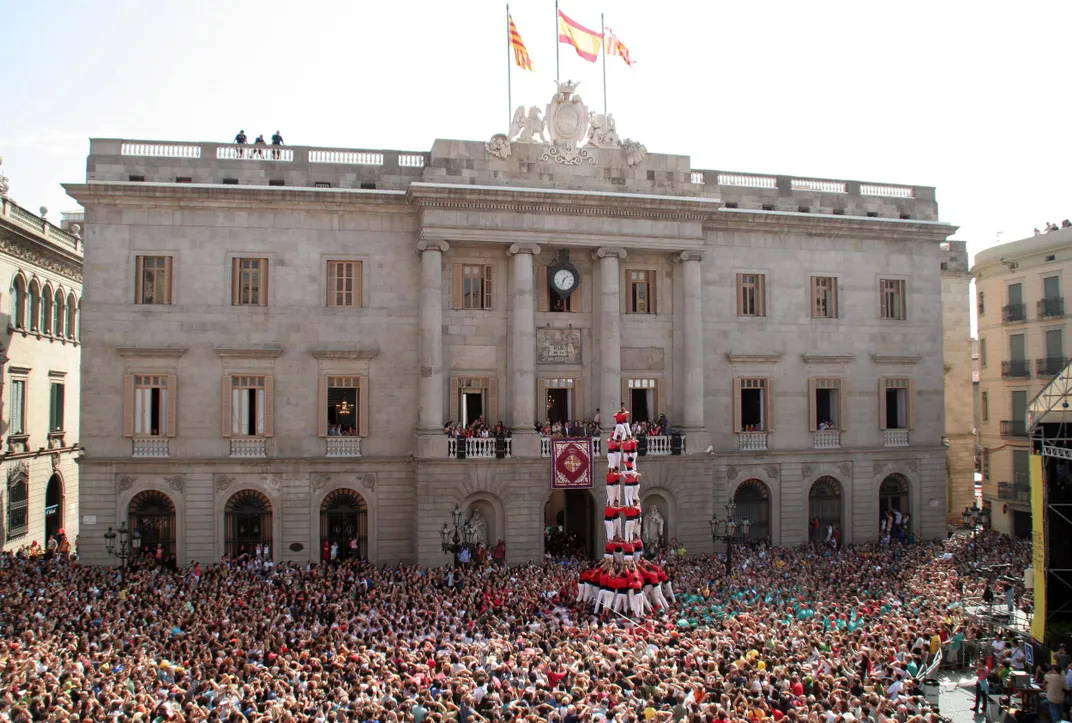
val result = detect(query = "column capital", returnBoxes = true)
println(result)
[669,250,704,264]
[416,239,450,255]
[508,243,541,256]
[592,247,627,261]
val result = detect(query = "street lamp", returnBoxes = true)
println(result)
[710,501,753,575]
[103,522,142,581]
[440,505,477,564]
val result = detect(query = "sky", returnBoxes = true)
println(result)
[1,0,1070,275]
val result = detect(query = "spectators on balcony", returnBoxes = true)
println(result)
[444,418,510,439]
[537,419,600,437]
[327,423,359,436]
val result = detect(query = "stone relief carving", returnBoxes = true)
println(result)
[536,328,581,365]
[164,476,185,493]
[585,113,621,149]
[214,474,235,492]
[873,462,886,477]
[0,237,82,283]
[7,462,29,483]
[801,464,814,478]
[509,105,548,143]
[907,460,919,473]
[484,133,511,160]
[311,474,331,491]
[764,465,779,480]
[49,452,61,473]
[726,466,739,481]
[539,142,596,166]
[621,138,647,167]
[546,80,588,144]
[837,462,852,478]
[116,475,137,493]
[263,474,282,491]
[360,473,376,490]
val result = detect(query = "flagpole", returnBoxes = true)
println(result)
[601,13,607,115]
[555,0,560,83]
[506,4,513,129]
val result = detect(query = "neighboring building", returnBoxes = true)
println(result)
[973,225,1072,537]
[66,95,960,567]
[0,161,83,552]
[940,241,975,517]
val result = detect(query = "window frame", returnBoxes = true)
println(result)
[808,377,844,431]
[981,390,989,422]
[810,276,839,319]
[49,381,65,432]
[8,376,26,436]
[11,274,26,329]
[626,269,657,315]
[878,377,915,430]
[977,290,985,316]
[41,282,53,335]
[879,278,907,321]
[5,466,28,541]
[733,377,773,433]
[124,373,177,438]
[453,263,494,310]
[326,260,363,308]
[980,338,987,368]
[737,273,767,317]
[317,375,369,437]
[28,279,40,332]
[221,374,274,438]
[135,255,174,305]
[231,257,269,306]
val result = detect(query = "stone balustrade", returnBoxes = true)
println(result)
[447,437,512,459]
[539,436,604,458]
[325,437,362,457]
[217,145,295,162]
[1,198,81,252]
[230,438,267,458]
[883,429,910,447]
[132,438,169,457]
[812,430,841,449]
[737,432,768,451]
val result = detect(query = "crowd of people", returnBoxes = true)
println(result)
[1033,220,1071,235]
[444,419,511,440]
[2,515,1057,723]
[231,130,285,159]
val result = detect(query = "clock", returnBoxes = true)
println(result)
[548,259,580,299]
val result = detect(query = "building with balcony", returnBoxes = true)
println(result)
[0,161,83,552]
[973,225,1072,536]
[65,106,961,567]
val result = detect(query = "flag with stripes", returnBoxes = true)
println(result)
[509,15,534,71]
[558,10,602,62]
[605,27,635,67]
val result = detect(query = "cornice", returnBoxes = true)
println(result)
[801,354,855,364]
[117,346,187,359]
[710,208,958,242]
[0,228,83,284]
[870,353,922,365]
[726,353,783,363]
[310,347,379,360]
[213,346,284,359]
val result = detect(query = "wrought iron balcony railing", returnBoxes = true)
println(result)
[1037,297,1064,319]
[1001,359,1031,379]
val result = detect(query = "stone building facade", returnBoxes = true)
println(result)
[973,226,1072,536]
[940,241,976,516]
[0,160,83,552]
[67,107,960,567]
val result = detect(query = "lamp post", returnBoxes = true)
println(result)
[103,522,142,581]
[440,504,477,565]
[709,501,753,575]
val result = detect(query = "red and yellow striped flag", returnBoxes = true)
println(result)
[558,10,602,63]
[509,15,534,71]
[605,27,635,67]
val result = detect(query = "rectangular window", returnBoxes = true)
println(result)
[460,264,493,310]
[810,378,841,429]
[1044,275,1060,301]
[327,260,362,308]
[880,378,911,430]
[624,378,659,423]
[135,256,173,305]
[880,279,906,320]
[134,375,169,436]
[981,391,989,422]
[628,270,656,314]
[980,338,987,368]
[49,383,65,432]
[319,375,368,437]
[1010,333,1026,362]
[232,258,268,306]
[982,448,990,481]
[9,379,25,436]
[736,378,768,432]
[231,376,266,436]
[811,276,838,318]
[978,291,985,316]
[737,273,766,316]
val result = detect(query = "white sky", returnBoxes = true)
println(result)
[2,0,1070,282]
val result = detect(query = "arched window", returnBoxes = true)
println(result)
[53,288,65,337]
[5,464,29,541]
[129,490,177,562]
[11,274,26,329]
[733,479,771,542]
[879,474,911,535]
[808,477,842,543]
[41,283,53,335]
[29,280,40,332]
[76,299,81,340]
[224,489,273,558]
[66,293,76,338]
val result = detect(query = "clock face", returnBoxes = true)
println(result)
[553,268,576,292]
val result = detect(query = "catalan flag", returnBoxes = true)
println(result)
[558,10,602,63]
[509,15,534,71]
[605,27,635,67]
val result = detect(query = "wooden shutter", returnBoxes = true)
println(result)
[449,377,460,424]
[123,374,135,437]
[538,265,549,312]
[263,375,275,437]
[908,379,917,430]
[809,278,817,318]
[807,378,817,431]
[452,264,463,309]
[736,274,744,315]
[655,378,666,418]
[766,378,775,431]
[326,262,335,307]
[649,271,657,314]
[573,378,584,420]
[164,257,174,304]
[486,377,498,423]
[317,376,329,437]
[260,259,270,306]
[231,259,240,305]
[879,281,888,319]
[838,379,847,430]
[221,376,232,437]
[134,257,144,303]
[732,377,742,433]
[358,376,369,436]
[166,374,177,438]
[831,278,839,319]
[758,275,766,316]
[878,378,888,430]
[483,265,493,309]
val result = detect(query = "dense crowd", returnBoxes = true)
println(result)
[444,419,511,439]
[0,529,1046,723]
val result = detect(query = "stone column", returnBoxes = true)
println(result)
[594,247,626,421]
[509,244,541,456]
[417,240,449,435]
[675,251,705,430]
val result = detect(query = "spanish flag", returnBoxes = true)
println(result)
[509,15,534,71]
[558,10,602,63]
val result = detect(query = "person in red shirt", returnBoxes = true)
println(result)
[627,565,645,617]
[595,563,615,614]
[623,504,642,541]
[623,470,641,506]
[612,407,630,440]
[606,438,621,470]
[606,469,622,505]
[611,566,630,614]
[604,504,622,540]
[632,538,644,562]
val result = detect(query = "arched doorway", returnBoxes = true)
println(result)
[808,476,842,543]
[544,489,595,559]
[879,474,911,536]
[733,479,770,542]
[224,489,272,559]
[319,489,368,560]
[44,474,63,542]
[129,490,176,562]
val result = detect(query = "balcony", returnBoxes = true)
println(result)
[1001,359,1031,379]
[812,430,841,449]
[1002,303,1027,324]
[47,432,66,450]
[132,438,169,457]
[1037,357,1069,377]
[448,437,511,459]
[325,437,362,457]
[882,429,909,447]
[5,434,30,455]
[230,438,267,458]
[997,480,1030,504]
[737,432,768,451]
[1038,297,1064,319]
[540,436,604,458]
[999,420,1028,438]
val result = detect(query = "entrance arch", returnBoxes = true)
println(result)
[733,479,770,542]
[129,490,176,562]
[319,489,368,560]
[224,489,272,559]
[879,474,911,535]
[544,488,596,559]
[44,474,64,542]
[808,476,842,543]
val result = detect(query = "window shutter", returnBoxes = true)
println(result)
[318,376,329,437]
[261,259,270,306]
[221,376,232,438]
[838,380,847,431]
[166,374,177,437]
[807,378,817,431]
[231,259,240,305]
[879,281,888,319]
[263,375,275,437]
[123,374,135,437]
[538,265,549,313]
[358,375,369,437]
[649,271,657,314]
[832,278,839,319]
[733,377,742,433]
[809,278,817,318]
[766,378,775,431]
[165,257,173,304]
[736,274,744,315]
[449,377,460,424]
[135,257,144,303]
[573,378,584,420]
[878,378,888,430]
[326,261,335,307]
[908,379,917,430]
[760,275,767,316]
[486,376,498,423]
[655,378,666,419]
[452,264,463,309]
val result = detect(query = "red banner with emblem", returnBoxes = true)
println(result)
[551,438,593,489]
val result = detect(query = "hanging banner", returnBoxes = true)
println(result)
[1030,453,1046,642]
[551,437,593,489]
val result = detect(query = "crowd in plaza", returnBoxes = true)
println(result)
[3,522,1063,723]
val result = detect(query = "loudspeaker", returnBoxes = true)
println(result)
[494,437,507,459]
[455,440,466,459]
[637,434,648,456]
[670,433,683,456]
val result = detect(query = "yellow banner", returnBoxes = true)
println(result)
[1030,453,1046,642]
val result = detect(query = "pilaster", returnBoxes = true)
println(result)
[509,243,541,454]
[594,247,626,421]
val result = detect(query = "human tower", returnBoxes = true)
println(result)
[576,406,674,619]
